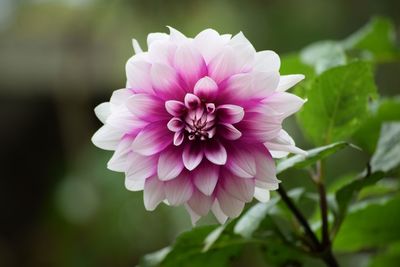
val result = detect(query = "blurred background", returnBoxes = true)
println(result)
[0,0,399,266]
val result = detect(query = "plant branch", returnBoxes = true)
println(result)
[315,161,330,247]
[277,185,321,251]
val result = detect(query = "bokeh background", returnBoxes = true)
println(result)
[0,0,399,266]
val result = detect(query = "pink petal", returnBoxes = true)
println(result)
[221,71,279,102]
[193,76,219,101]
[126,94,168,122]
[221,170,255,202]
[174,131,184,146]
[143,175,165,211]
[157,146,184,181]
[165,100,186,117]
[264,129,307,158]
[167,118,184,132]
[226,145,257,178]
[237,111,282,143]
[131,121,172,156]
[174,43,206,89]
[164,172,194,206]
[185,204,202,225]
[147,32,169,47]
[182,142,204,170]
[94,102,111,124]
[107,137,133,172]
[208,46,239,84]
[125,153,158,181]
[193,161,220,195]
[184,93,201,109]
[227,32,256,72]
[131,38,143,54]
[216,187,245,218]
[253,145,280,190]
[262,92,306,119]
[217,104,244,124]
[125,59,153,93]
[167,26,187,42]
[91,124,124,151]
[188,189,213,216]
[110,89,133,112]
[253,50,281,72]
[217,123,242,140]
[193,28,226,64]
[148,39,177,65]
[277,74,305,92]
[106,105,147,134]
[151,63,185,99]
[204,141,227,165]
[211,201,228,224]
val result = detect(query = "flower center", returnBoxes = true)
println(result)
[184,102,216,141]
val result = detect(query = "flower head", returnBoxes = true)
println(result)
[92,27,306,224]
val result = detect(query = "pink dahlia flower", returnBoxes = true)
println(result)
[92,27,306,224]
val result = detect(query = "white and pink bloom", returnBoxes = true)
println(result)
[92,27,306,224]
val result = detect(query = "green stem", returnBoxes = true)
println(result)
[277,186,321,251]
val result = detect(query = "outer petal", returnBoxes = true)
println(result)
[277,74,305,92]
[253,50,281,72]
[125,153,158,181]
[164,172,194,206]
[91,124,123,150]
[147,32,169,47]
[217,187,245,218]
[157,146,184,181]
[253,145,280,190]
[185,204,202,225]
[264,129,307,158]
[193,161,220,196]
[221,170,255,202]
[211,201,228,224]
[194,28,226,63]
[262,92,306,119]
[227,32,256,71]
[110,89,133,112]
[188,189,213,216]
[151,63,185,99]
[174,43,206,90]
[226,145,257,178]
[107,137,133,172]
[221,71,280,102]
[125,59,153,93]
[131,121,172,156]
[94,102,111,124]
[208,47,239,84]
[182,142,204,170]
[143,176,165,211]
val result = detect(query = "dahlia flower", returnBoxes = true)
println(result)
[92,27,306,224]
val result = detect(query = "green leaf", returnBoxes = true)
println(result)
[234,198,280,239]
[342,17,399,62]
[352,97,400,154]
[371,122,400,172]
[334,171,385,230]
[276,142,352,174]
[147,226,241,267]
[139,247,172,267]
[334,194,400,252]
[369,242,400,267]
[297,61,377,145]
[300,41,347,74]
[280,53,315,79]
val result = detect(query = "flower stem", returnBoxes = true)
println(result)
[276,186,320,251]
[315,161,330,247]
